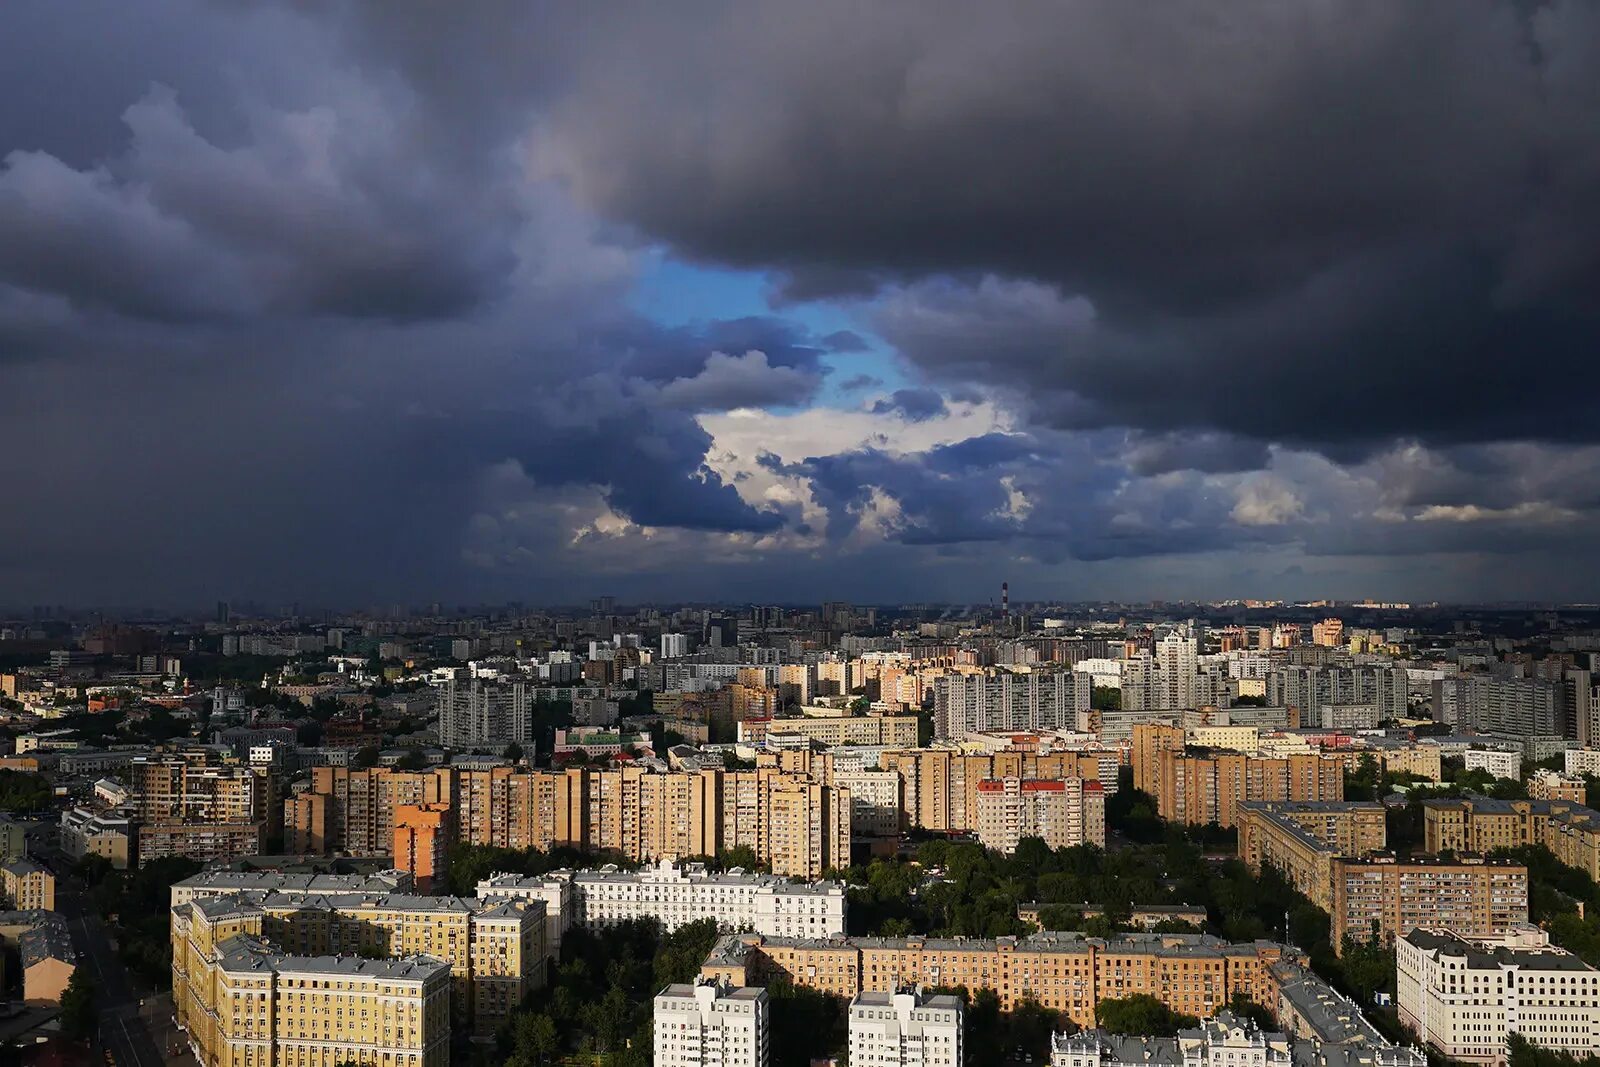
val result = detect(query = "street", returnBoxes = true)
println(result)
[54,879,176,1067]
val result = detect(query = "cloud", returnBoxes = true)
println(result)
[657,349,824,411]
[870,387,948,422]
[3,2,1600,605]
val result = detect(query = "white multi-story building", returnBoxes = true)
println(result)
[1565,748,1600,777]
[655,980,768,1067]
[934,670,1090,739]
[1463,748,1522,781]
[1267,666,1409,728]
[973,777,1105,855]
[1397,928,1600,1066]
[437,674,534,748]
[833,768,903,838]
[661,633,689,659]
[477,859,847,956]
[849,989,963,1067]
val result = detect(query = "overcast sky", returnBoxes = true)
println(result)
[3,1,1599,609]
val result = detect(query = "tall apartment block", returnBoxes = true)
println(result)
[973,777,1105,854]
[849,988,963,1067]
[654,980,769,1067]
[291,765,850,879]
[1132,728,1344,828]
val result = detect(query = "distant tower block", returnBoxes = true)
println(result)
[1002,581,1010,616]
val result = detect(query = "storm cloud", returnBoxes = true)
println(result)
[2,1,1600,606]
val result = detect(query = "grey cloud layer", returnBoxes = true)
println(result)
[536,1,1600,448]
[2,1,1599,604]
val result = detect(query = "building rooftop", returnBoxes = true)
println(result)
[174,869,410,895]
[1404,929,1596,972]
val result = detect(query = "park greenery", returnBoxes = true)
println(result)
[0,769,52,813]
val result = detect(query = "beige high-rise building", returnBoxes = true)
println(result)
[130,751,277,864]
[974,778,1105,854]
[881,750,1117,835]
[296,765,849,879]
[1143,746,1344,829]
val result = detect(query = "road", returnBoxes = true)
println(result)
[55,879,170,1067]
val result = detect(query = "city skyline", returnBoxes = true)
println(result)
[3,4,1599,606]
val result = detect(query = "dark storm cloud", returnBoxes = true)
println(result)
[870,388,947,422]
[6,0,1600,604]
[530,1,1600,449]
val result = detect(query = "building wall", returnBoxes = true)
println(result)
[706,933,1298,1026]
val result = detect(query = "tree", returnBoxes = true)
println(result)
[503,742,524,764]
[60,970,96,1039]
[1091,686,1121,711]
[1096,994,1199,1036]
[0,770,52,813]
[395,747,428,771]
[352,745,380,769]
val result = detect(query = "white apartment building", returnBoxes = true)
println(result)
[973,777,1105,855]
[661,633,689,659]
[1565,748,1600,777]
[849,989,963,1067]
[477,859,847,956]
[655,980,768,1067]
[934,670,1090,739]
[1397,928,1600,1066]
[437,674,536,748]
[834,768,903,837]
[1463,749,1522,781]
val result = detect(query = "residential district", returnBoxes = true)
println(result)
[4,597,1600,1067]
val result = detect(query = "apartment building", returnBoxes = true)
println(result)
[1423,797,1600,881]
[1142,745,1344,829]
[1238,802,1527,950]
[654,980,769,1067]
[0,859,54,911]
[832,768,902,837]
[1238,800,1386,859]
[129,751,276,864]
[171,869,411,909]
[738,711,918,748]
[1397,928,1600,1066]
[849,988,963,1067]
[974,777,1105,854]
[1376,745,1444,781]
[1463,749,1521,780]
[699,931,1301,1025]
[0,911,77,1005]
[173,902,452,1067]
[881,749,1118,835]
[933,669,1091,740]
[295,765,850,879]
[437,673,534,749]
[1564,748,1600,777]
[393,803,451,890]
[171,888,545,1034]
[1528,770,1587,803]
[477,859,846,957]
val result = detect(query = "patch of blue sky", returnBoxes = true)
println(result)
[629,253,910,408]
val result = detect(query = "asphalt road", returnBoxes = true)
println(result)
[55,880,168,1067]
